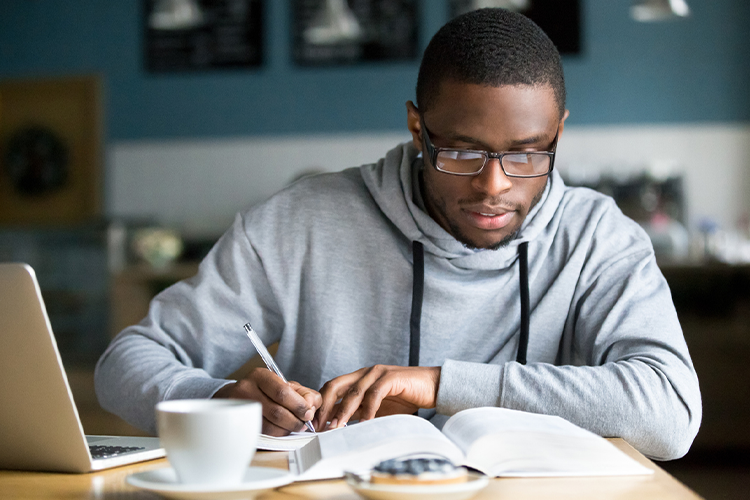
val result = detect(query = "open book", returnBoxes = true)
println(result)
[288,407,653,481]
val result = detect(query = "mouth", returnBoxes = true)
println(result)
[463,207,516,230]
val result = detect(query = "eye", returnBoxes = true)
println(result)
[504,153,532,165]
[441,150,484,161]
[457,151,483,160]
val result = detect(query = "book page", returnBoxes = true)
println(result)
[258,431,317,451]
[293,414,464,481]
[442,407,653,477]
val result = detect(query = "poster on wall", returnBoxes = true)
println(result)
[449,0,581,54]
[292,0,419,66]
[144,0,263,72]
[0,76,102,225]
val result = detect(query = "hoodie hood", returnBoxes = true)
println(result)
[360,141,565,271]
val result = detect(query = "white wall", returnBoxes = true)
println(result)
[108,123,750,238]
[557,123,750,232]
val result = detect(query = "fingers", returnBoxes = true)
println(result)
[226,368,319,435]
[314,401,363,431]
[289,380,323,418]
[262,416,295,436]
[315,368,368,430]
[255,370,318,431]
[317,365,392,430]
[315,365,441,430]
[334,366,390,426]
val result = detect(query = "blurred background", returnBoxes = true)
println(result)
[1,1,748,497]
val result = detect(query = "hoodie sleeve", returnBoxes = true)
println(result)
[94,213,283,435]
[437,223,701,462]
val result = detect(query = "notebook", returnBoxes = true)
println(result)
[0,262,164,473]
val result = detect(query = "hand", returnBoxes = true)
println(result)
[314,365,441,431]
[213,367,322,436]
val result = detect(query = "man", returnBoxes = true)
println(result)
[96,8,701,460]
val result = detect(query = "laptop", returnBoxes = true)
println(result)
[0,262,164,472]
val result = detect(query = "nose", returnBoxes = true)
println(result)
[471,158,513,197]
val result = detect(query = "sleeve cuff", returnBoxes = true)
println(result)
[436,359,505,416]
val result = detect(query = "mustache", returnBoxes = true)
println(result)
[457,195,520,211]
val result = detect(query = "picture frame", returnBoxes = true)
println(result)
[0,76,102,226]
[144,0,264,72]
[292,0,419,66]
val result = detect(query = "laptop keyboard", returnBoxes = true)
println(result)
[89,445,146,459]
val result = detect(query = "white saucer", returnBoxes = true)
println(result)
[346,472,489,500]
[126,466,294,500]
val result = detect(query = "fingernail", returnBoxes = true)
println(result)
[304,409,315,421]
[330,418,338,429]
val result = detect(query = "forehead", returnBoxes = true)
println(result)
[423,80,559,143]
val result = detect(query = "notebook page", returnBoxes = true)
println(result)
[258,431,317,451]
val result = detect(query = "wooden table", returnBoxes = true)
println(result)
[0,439,701,499]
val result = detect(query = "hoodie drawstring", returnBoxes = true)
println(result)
[409,240,530,367]
[409,241,424,367]
[517,241,530,365]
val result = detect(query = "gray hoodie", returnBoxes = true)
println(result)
[95,142,701,460]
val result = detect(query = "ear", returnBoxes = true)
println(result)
[405,101,423,153]
[557,109,570,138]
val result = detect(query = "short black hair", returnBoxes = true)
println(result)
[417,8,566,118]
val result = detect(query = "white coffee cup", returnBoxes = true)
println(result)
[156,399,262,485]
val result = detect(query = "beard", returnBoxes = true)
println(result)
[422,174,547,251]
[450,217,518,251]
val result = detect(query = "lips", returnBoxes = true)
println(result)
[463,207,515,230]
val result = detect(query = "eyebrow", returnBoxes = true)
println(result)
[442,130,552,150]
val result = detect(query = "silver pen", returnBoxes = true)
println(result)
[243,323,316,433]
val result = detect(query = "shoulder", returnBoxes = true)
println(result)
[556,185,655,268]
[287,168,368,198]
[275,167,367,205]
[244,168,368,222]
[559,184,620,216]
[560,185,649,239]
[236,167,380,249]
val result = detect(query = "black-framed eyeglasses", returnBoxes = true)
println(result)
[420,116,558,178]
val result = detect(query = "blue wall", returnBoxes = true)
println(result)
[1,0,748,141]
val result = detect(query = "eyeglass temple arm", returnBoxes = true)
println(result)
[418,116,437,167]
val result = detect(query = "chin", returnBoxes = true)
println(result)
[479,233,517,251]
[453,227,518,251]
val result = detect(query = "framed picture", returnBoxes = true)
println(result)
[449,0,581,55]
[292,0,419,66]
[144,0,264,72]
[0,76,102,226]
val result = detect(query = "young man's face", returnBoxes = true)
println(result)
[407,81,567,250]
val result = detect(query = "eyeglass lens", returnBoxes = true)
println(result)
[435,151,551,176]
